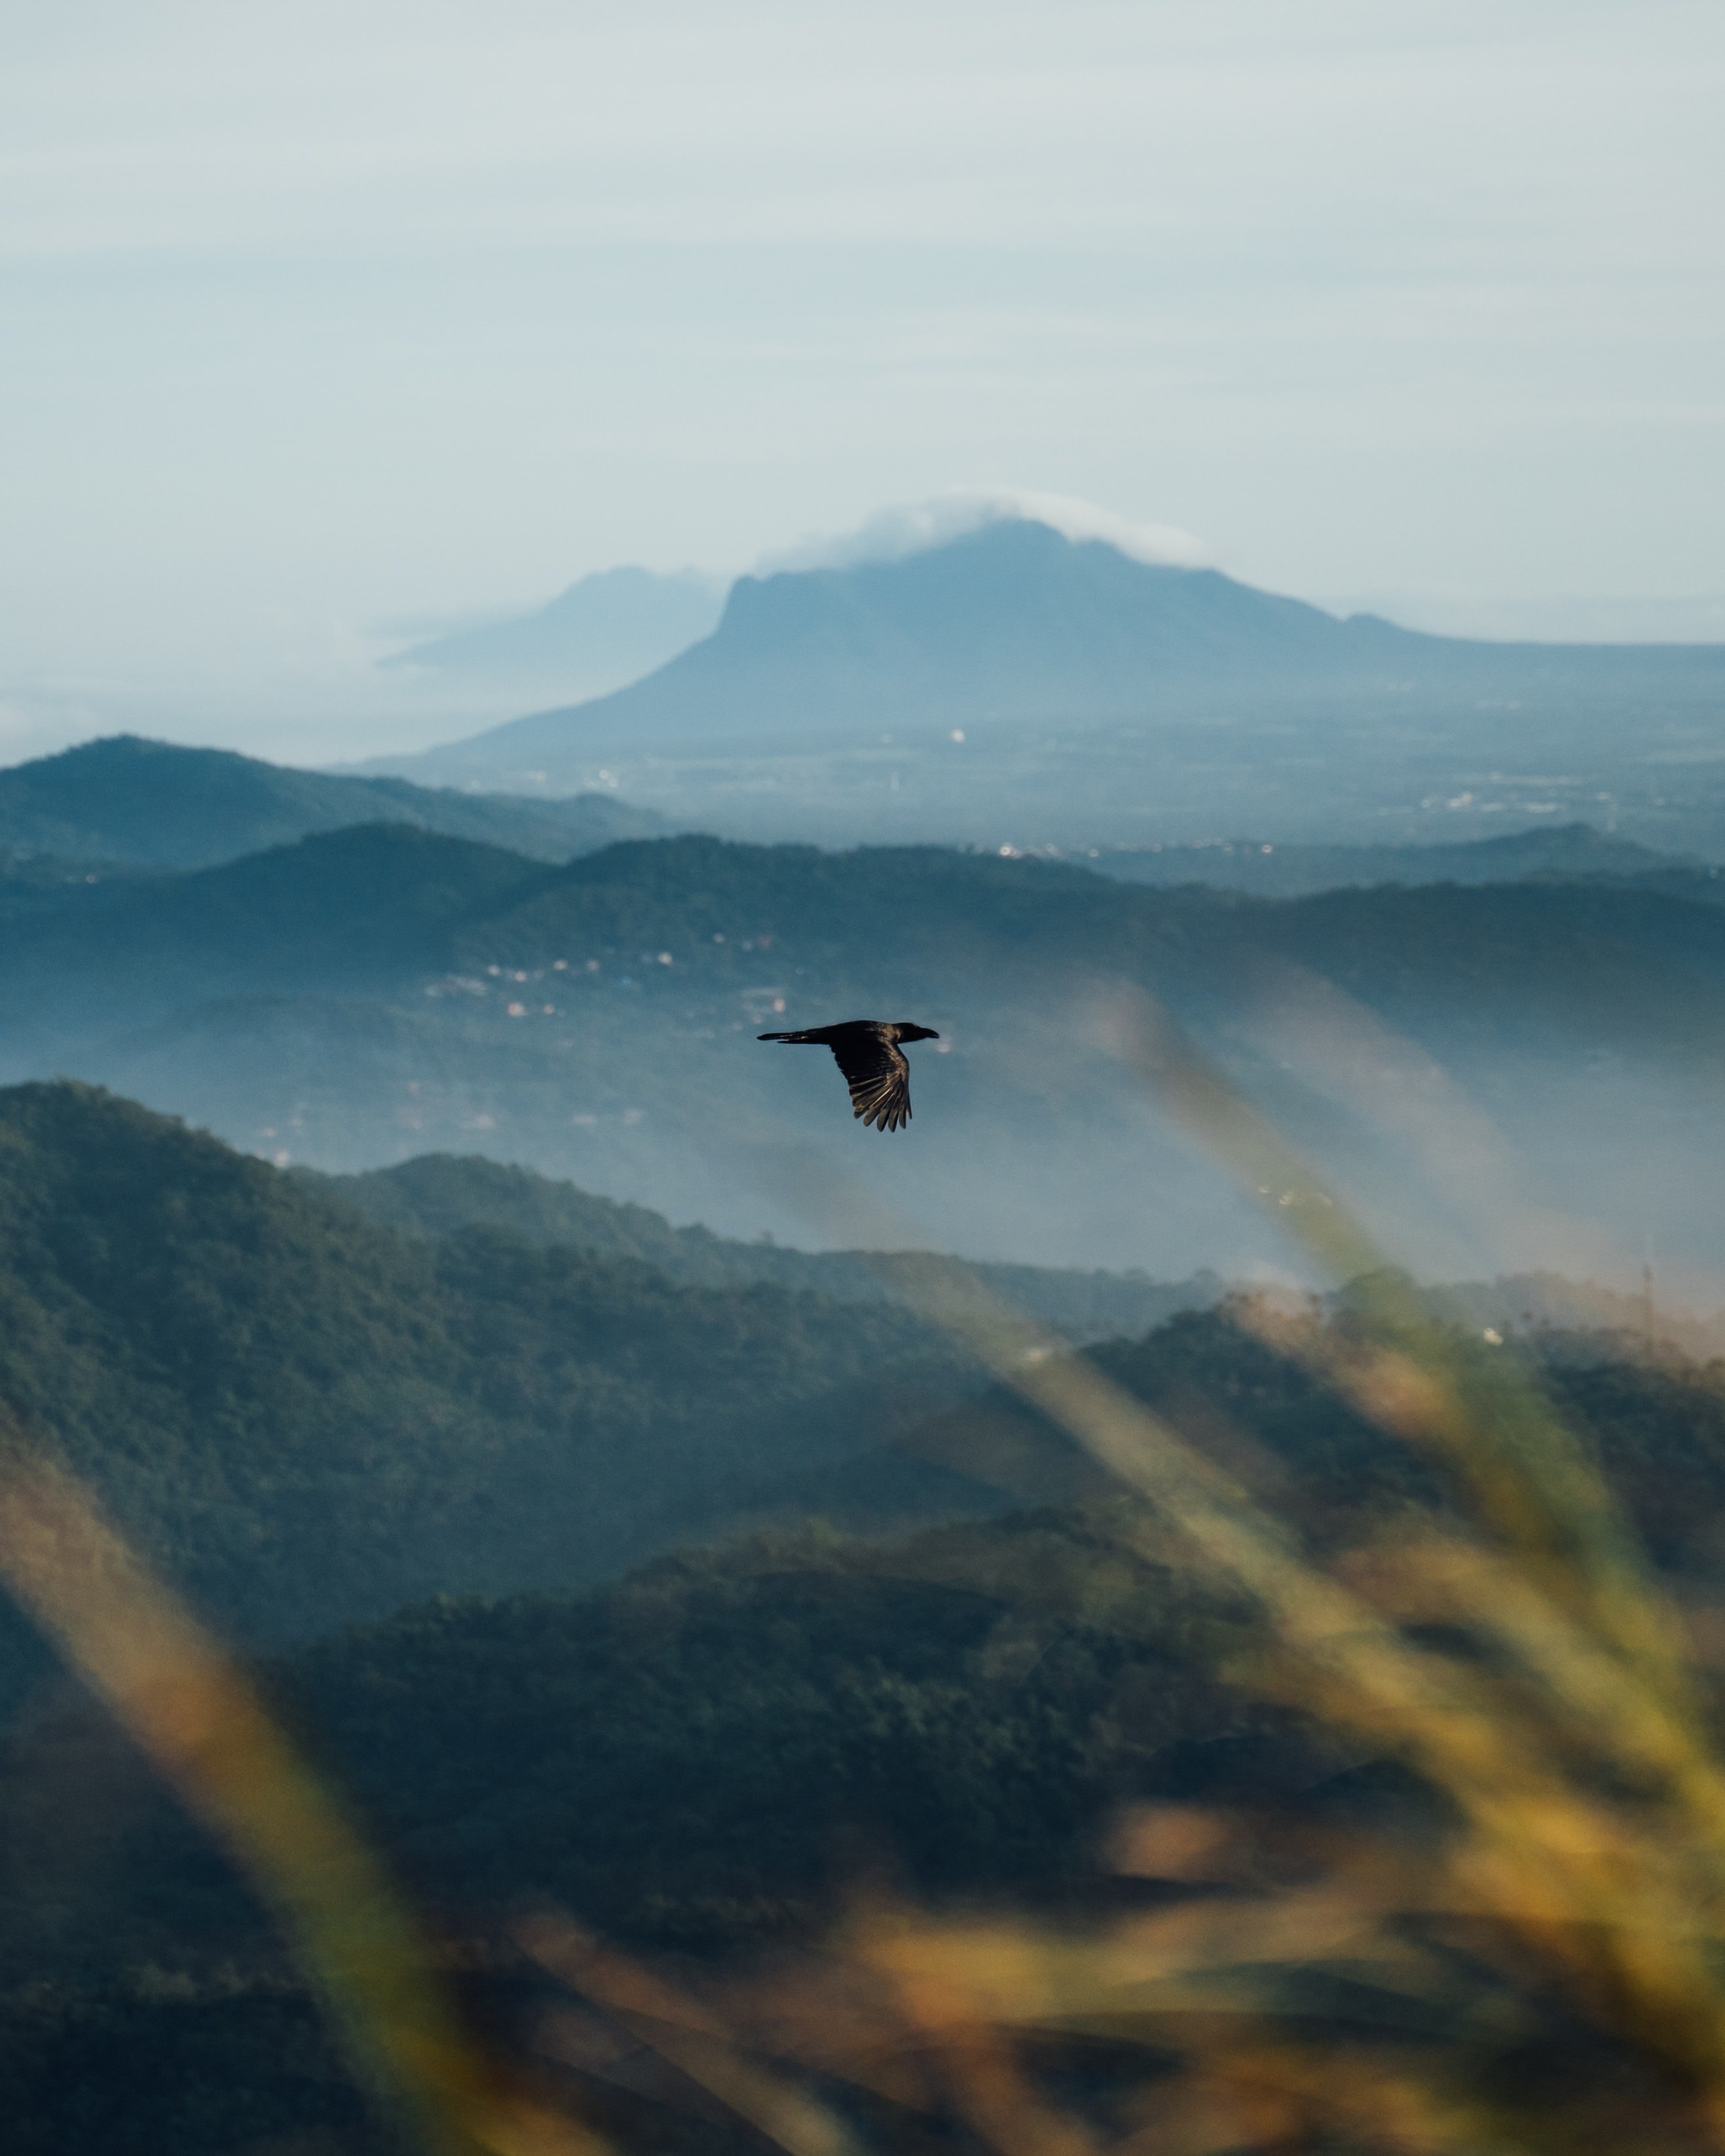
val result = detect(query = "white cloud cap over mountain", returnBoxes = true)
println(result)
[758,488,1215,576]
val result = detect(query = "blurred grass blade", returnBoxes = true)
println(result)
[0,1441,601,2156]
[519,1914,862,2156]
[1095,978,1699,1706]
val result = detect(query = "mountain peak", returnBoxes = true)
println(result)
[757,485,1214,576]
[382,517,1364,784]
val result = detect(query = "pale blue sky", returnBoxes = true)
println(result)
[2,0,1721,762]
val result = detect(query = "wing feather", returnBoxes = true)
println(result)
[760,1020,917,1132]
[827,1033,912,1133]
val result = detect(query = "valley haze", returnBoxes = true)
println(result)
[6,491,1725,1293]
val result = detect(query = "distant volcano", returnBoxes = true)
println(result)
[371,518,1433,783]
[359,511,1725,851]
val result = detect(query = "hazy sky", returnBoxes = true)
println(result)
[3,0,1722,762]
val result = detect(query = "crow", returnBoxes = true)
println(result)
[758,1020,940,1132]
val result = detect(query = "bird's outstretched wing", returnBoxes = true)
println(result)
[828,1032,912,1132]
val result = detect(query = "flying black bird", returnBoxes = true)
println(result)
[758,1019,940,1132]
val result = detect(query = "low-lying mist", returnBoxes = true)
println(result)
[3,867,1721,1307]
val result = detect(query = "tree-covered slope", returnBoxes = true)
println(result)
[0,1504,1272,2151]
[0,1083,977,1648]
[0,1501,1310,1994]
[10,1299,1725,2148]
[12,827,1725,1278]
[0,734,665,870]
[0,823,548,1031]
[16,822,1725,1059]
[14,1298,1725,1990]
[310,1152,1223,1343]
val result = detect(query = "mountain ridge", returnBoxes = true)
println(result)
[369,521,1421,779]
[1091,820,1692,897]
[0,1079,981,1650]
[307,1150,1225,1343]
[358,519,1725,804]
[0,734,669,870]
[382,564,726,697]
[12,821,1725,1277]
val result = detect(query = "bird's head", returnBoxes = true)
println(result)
[895,1023,940,1042]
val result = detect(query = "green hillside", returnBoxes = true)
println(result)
[20,821,1725,1054]
[12,823,1725,1278]
[8,1298,1725,2147]
[0,1508,1265,2151]
[0,1082,978,1652]
[0,823,547,1030]
[0,734,665,870]
[310,1152,1223,1343]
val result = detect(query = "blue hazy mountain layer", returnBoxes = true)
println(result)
[398,521,1416,766]
[9,823,1725,1282]
[370,517,1724,752]
[1092,821,1688,897]
[0,734,669,870]
[381,563,726,691]
[308,1150,1222,1344]
[355,520,1725,855]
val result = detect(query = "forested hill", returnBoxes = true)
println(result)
[0,1082,981,1655]
[11,1303,1725,2145]
[0,734,666,870]
[310,1151,1223,1343]
[16,820,1725,1047]
[13,824,1725,1276]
